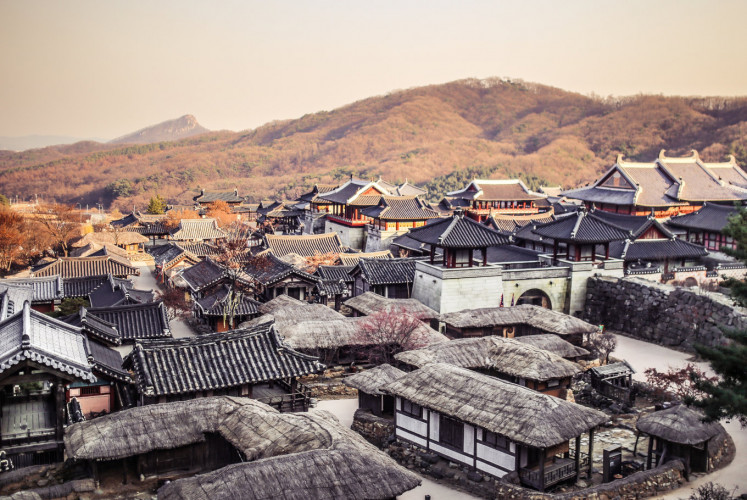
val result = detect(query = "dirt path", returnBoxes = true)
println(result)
[612,334,746,498]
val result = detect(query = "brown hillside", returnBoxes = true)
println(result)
[1,78,746,210]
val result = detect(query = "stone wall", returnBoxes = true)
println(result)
[384,440,687,500]
[351,409,395,447]
[584,276,747,351]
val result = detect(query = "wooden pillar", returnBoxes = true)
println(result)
[515,445,521,473]
[430,245,435,264]
[55,380,65,442]
[553,240,558,263]
[646,435,654,470]
[539,447,546,492]
[482,247,487,266]
[574,435,581,479]
[468,249,473,267]
[588,428,595,478]
[605,242,610,260]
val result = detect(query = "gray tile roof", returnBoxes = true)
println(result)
[532,210,633,243]
[0,303,96,382]
[169,219,226,241]
[317,179,381,204]
[361,196,440,221]
[448,180,547,202]
[193,189,245,204]
[195,285,261,317]
[406,213,510,248]
[316,265,354,283]
[244,254,318,287]
[61,307,122,346]
[87,301,171,342]
[88,339,130,383]
[125,322,324,396]
[177,258,227,292]
[33,256,139,279]
[609,238,708,261]
[0,276,64,303]
[352,258,417,286]
[88,275,154,308]
[666,203,740,232]
[63,275,119,298]
[265,233,343,258]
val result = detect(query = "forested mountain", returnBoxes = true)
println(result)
[1,78,746,210]
[108,115,209,145]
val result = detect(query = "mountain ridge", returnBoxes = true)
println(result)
[108,114,209,145]
[1,78,746,210]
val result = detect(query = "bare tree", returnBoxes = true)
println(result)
[352,306,431,365]
[587,332,617,365]
[158,287,192,321]
[213,224,268,329]
[302,251,340,273]
[33,203,82,257]
[0,206,25,273]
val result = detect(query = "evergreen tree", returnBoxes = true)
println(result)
[687,205,747,425]
[146,194,166,215]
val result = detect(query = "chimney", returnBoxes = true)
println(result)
[234,187,238,197]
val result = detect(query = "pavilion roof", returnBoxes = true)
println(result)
[405,213,510,248]
[532,210,632,243]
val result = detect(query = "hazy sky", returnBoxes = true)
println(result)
[1,0,746,139]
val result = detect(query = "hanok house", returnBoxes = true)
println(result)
[88,274,154,308]
[666,202,740,253]
[64,397,421,498]
[314,265,354,309]
[244,254,319,302]
[350,257,418,299]
[0,302,97,467]
[337,250,393,266]
[589,362,635,404]
[62,274,126,300]
[73,231,149,255]
[562,150,747,218]
[382,363,608,491]
[395,337,581,398]
[532,208,633,264]
[124,322,324,411]
[318,177,392,249]
[194,285,261,332]
[193,188,245,208]
[344,364,405,417]
[361,195,440,252]
[31,255,140,279]
[260,201,305,233]
[0,276,64,313]
[445,179,551,222]
[636,405,726,476]
[168,218,226,242]
[405,211,510,314]
[86,301,171,344]
[278,316,447,366]
[436,304,601,346]
[172,257,241,301]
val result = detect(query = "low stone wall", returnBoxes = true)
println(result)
[384,440,687,500]
[300,370,358,399]
[584,276,747,351]
[351,409,395,447]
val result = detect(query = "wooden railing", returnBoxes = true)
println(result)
[568,448,589,469]
[519,457,577,490]
[255,379,313,413]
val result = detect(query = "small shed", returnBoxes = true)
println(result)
[636,405,725,475]
[514,334,590,361]
[344,364,405,417]
[589,361,635,403]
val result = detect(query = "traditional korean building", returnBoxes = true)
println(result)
[382,363,608,491]
[350,257,418,299]
[445,179,551,221]
[148,243,201,283]
[32,256,139,279]
[344,364,405,418]
[0,302,97,466]
[666,202,740,252]
[243,254,320,302]
[344,291,440,322]
[63,274,127,299]
[124,323,324,410]
[563,150,747,218]
[64,397,420,498]
[88,274,154,308]
[297,183,341,234]
[194,285,261,332]
[361,196,440,252]
[314,265,354,310]
[337,250,392,266]
[395,337,581,397]
[318,178,391,249]
[260,202,305,233]
[0,276,64,313]
[73,231,149,255]
[406,212,510,313]
[193,188,245,207]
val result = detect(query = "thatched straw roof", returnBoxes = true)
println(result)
[382,363,608,449]
[65,397,420,500]
[257,294,305,314]
[73,231,149,247]
[514,334,590,359]
[343,364,405,395]
[636,405,724,445]
[243,301,345,333]
[395,337,581,381]
[438,304,597,336]
[278,317,447,350]
[344,292,439,320]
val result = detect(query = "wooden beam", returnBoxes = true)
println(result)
[588,428,595,479]
[539,447,546,492]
